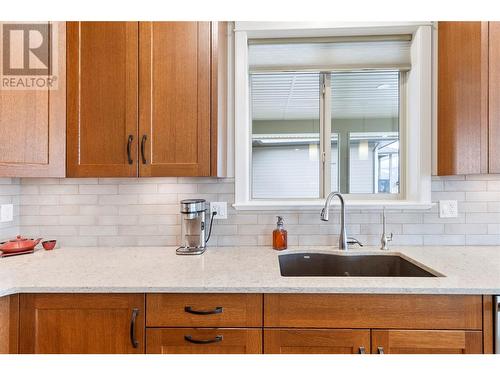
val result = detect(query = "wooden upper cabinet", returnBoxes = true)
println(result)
[138,22,212,177]
[438,22,489,175]
[372,330,483,354]
[19,293,145,354]
[0,22,65,177]
[488,23,500,173]
[264,329,370,354]
[66,22,138,177]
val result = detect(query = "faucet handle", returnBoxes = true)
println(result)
[347,237,363,247]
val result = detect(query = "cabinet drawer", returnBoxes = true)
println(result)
[146,294,263,327]
[146,328,262,354]
[264,294,482,330]
[264,329,370,354]
[372,330,483,354]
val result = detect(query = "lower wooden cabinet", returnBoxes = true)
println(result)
[371,330,483,354]
[2,293,491,354]
[264,329,370,354]
[19,293,145,354]
[146,328,262,354]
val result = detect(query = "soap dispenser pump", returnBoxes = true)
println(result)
[272,216,287,250]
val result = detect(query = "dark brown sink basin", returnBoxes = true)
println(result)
[279,253,439,277]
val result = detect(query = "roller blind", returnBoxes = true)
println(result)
[248,35,412,72]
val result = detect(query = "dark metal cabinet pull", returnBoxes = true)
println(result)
[358,346,366,354]
[184,306,223,315]
[141,135,147,164]
[127,135,134,165]
[130,308,139,348]
[377,346,384,354]
[184,335,223,344]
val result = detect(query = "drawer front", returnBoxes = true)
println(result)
[372,330,483,354]
[264,294,482,330]
[264,329,370,354]
[146,294,263,327]
[146,328,262,354]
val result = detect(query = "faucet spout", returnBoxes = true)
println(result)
[321,192,348,250]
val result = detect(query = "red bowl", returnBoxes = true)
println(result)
[42,240,57,250]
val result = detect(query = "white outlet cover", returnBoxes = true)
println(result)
[0,204,14,223]
[210,202,227,219]
[439,200,458,218]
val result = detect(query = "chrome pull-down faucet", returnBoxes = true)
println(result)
[320,192,348,250]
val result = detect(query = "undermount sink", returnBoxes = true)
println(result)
[279,252,439,277]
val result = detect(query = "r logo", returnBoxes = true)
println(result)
[2,23,51,76]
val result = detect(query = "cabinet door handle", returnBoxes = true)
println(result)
[130,308,139,348]
[127,135,134,165]
[184,306,223,315]
[377,346,384,354]
[184,335,223,344]
[141,135,147,164]
[358,346,366,354]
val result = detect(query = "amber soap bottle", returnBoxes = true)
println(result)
[272,216,287,250]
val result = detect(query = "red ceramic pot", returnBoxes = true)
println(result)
[0,235,42,253]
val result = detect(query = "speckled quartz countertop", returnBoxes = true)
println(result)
[0,246,499,297]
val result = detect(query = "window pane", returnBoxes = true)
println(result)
[331,71,400,194]
[331,134,339,192]
[251,73,320,198]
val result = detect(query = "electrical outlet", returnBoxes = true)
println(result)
[210,202,227,219]
[0,204,14,223]
[439,200,458,218]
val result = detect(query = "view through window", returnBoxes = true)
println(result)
[251,70,400,199]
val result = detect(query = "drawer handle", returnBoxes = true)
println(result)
[130,308,139,348]
[184,335,223,344]
[141,134,147,164]
[358,346,366,354]
[184,306,223,315]
[377,346,384,354]
[127,134,134,165]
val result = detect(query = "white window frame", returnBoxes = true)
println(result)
[234,22,433,210]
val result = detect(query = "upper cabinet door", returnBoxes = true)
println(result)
[0,22,66,177]
[488,22,500,173]
[438,22,489,175]
[139,22,211,177]
[67,22,138,177]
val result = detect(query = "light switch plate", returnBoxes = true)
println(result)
[210,202,227,220]
[439,200,458,218]
[0,204,14,223]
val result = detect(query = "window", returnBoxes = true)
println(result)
[234,23,432,209]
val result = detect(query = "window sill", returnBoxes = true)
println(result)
[233,200,435,211]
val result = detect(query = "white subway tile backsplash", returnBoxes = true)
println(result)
[466,191,500,201]
[158,184,197,194]
[39,185,79,195]
[59,195,98,205]
[79,185,118,195]
[423,234,465,246]
[137,194,177,205]
[98,194,138,205]
[445,223,488,235]
[444,180,487,192]
[1,175,498,247]
[466,235,500,245]
[80,225,118,236]
[118,184,158,194]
